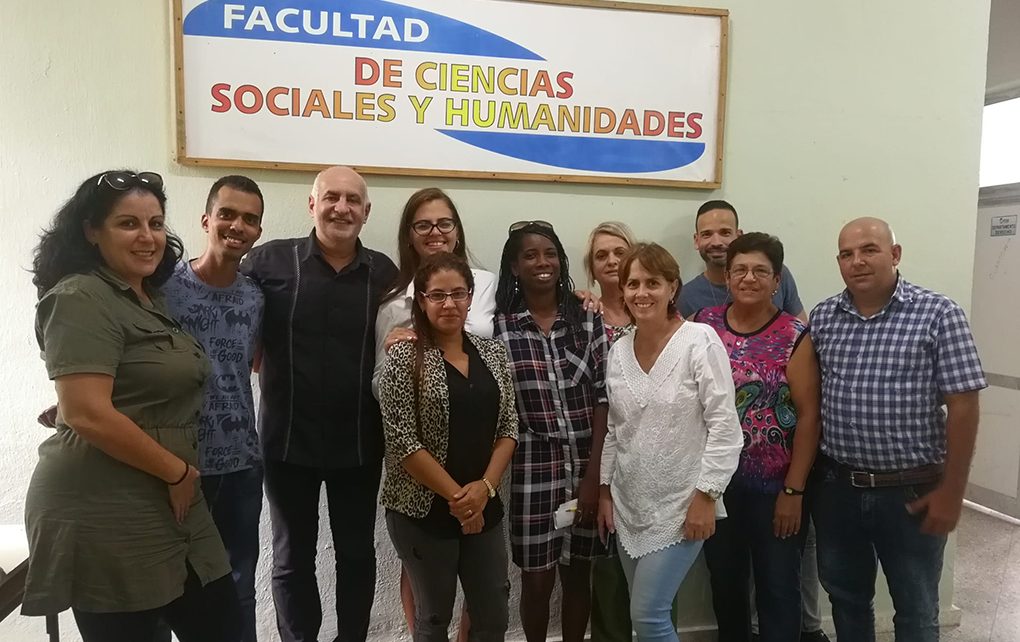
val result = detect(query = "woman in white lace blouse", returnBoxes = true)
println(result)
[597,243,742,642]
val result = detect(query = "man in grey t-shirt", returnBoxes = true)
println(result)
[163,176,265,642]
[678,200,806,321]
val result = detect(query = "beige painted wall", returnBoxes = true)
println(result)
[0,0,990,639]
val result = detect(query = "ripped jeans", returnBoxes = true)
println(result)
[386,510,510,642]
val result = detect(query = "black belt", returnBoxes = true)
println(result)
[818,454,943,489]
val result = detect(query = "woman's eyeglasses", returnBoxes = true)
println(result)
[98,171,164,191]
[411,218,457,236]
[508,220,554,234]
[728,267,774,280]
[419,289,472,304]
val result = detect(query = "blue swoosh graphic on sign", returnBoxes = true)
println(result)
[183,0,543,60]
[436,130,706,173]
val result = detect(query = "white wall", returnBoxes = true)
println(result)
[0,0,990,640]
[968,188,1020,517]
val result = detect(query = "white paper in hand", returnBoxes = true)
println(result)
[553,499,578,530]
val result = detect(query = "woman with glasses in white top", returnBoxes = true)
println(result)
[373,187,496,640]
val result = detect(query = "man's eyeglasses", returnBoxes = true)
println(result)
[728,267,774,280]
[508,220,554,234]
[411,218,457,236]
[419,289,472,304]
[98,171,164,191]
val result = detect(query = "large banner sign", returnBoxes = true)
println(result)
[174,0,728,188]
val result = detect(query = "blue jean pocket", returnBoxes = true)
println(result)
[903,482,937,503]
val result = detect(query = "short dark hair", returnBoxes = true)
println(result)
[32,170,183,297]
[725,232,784,275]
[618,243,682,320]
[205,175,264,217]
[695,199,739,229]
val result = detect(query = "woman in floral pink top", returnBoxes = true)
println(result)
[694,232,821,642]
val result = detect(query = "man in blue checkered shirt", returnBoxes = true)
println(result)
[810,217,985,642]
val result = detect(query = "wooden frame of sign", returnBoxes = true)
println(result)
[172,0,729,189]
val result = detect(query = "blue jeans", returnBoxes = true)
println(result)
[202,465,264,642]
[811,462,946,642]
[704,489,805,642]
[618,540,703,642]
[750,519,823,635]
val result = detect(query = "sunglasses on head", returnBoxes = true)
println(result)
[508,220,554,234]
[97,171,164,191]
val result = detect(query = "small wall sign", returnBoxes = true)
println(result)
[991,215,1017,237]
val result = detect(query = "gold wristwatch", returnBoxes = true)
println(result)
[482,477,496,498]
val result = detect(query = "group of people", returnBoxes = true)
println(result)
[21,165,985,642]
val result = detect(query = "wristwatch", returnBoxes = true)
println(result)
[783,486,805,496]
[482,477,496,498]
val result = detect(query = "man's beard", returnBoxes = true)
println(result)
[699,248,727,269]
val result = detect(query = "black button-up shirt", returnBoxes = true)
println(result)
[242,230,398,468]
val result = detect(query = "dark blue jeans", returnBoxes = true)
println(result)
[703,488,805,642]
[202,465,264,642]
[811,463,946,642]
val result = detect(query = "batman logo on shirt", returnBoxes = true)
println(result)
[225,309,252,329]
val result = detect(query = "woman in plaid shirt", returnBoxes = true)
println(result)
[493,221,609,642]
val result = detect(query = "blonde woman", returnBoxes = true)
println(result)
[583,222,636,345]
[583,221,638,641]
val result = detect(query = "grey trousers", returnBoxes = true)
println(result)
[386,510,510,642]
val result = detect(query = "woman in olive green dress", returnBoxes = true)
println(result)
[25,171,241,641]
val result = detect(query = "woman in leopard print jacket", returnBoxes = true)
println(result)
[380,252,518,642]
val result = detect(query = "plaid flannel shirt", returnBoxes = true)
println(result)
[494,308,609,440]
[810,276,986,471]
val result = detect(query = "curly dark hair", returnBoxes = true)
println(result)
[31,170,184,297]
[495,223,582,328]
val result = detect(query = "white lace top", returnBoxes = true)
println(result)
[600,321,742,558]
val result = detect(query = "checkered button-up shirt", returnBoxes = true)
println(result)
[494,308,609,440]
[811,276,986,471]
